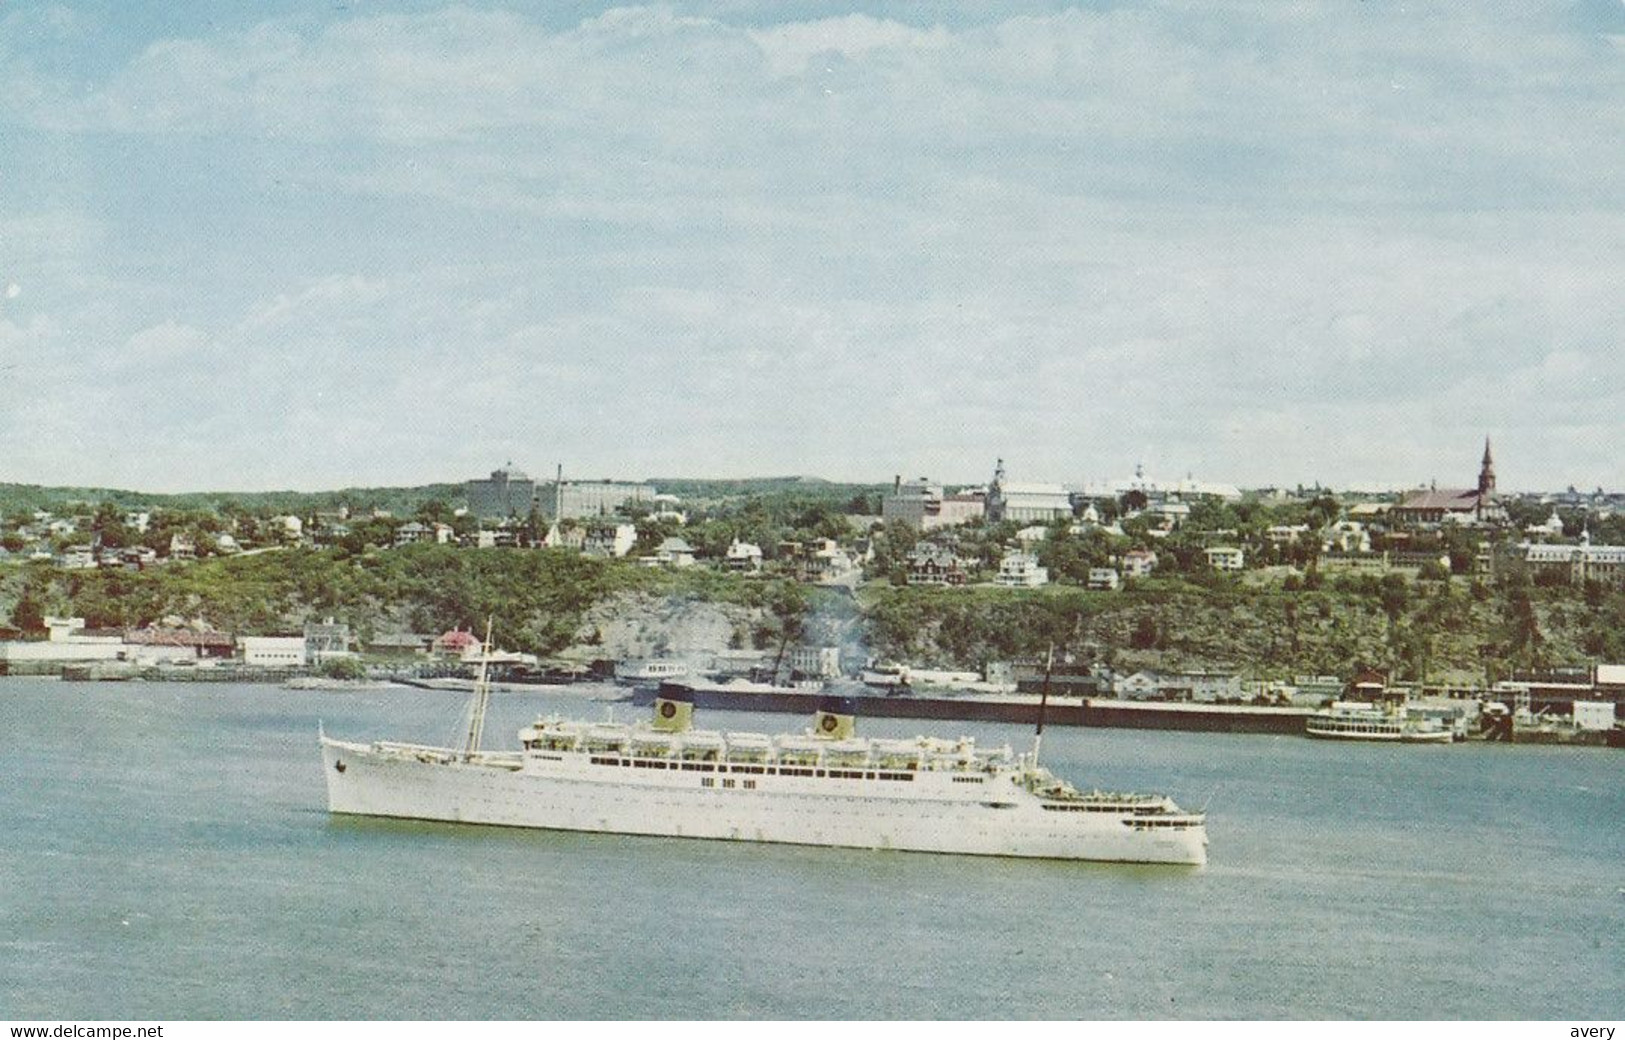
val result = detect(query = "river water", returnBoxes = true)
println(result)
[1,678,1619,1020]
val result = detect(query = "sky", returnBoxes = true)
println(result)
[1,1,1622,494]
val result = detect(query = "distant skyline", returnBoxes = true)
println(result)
[3,1,1622,494]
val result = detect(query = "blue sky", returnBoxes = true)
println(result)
[2,1,1622,492]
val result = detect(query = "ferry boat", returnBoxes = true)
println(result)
[320,635,1208,865]
[1305,701,1455,743]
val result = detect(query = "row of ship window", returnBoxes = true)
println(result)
[587,755,917,782]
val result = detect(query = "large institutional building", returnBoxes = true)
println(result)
[465,466,538,519]
[986,459,1072,524]
[539,477,655,521]
[881,478,986,531]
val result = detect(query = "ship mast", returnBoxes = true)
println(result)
[1031,643,1054,770]
[462,617,495,761]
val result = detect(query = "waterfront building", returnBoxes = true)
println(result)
[881,478,986,531]
[466,466,538,520]
[240,636,307,669]
[986,460,1072,524]
[1204,546,1245,572]
[786,645,843,679]
[995,551,1049,587]
[432,629,481,658]
[1115,670,1242,703]
[124,627,235,660]
[304,618,353,664]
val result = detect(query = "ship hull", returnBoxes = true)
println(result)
[321,739,1206,865]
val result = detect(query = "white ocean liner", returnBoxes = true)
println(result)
[321,640,1208,865]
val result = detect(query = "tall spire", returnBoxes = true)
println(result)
[1477,436,1496,499]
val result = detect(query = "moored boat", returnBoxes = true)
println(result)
[1305,701,1455,743]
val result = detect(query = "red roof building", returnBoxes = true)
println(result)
[432,629,482,657]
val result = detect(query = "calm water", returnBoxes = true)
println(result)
[1,678,1619,1020]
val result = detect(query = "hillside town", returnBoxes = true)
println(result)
[4,442,1621,589]
[3,441,1624,738]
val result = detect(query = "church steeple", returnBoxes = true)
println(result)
[1477,437,1496,498]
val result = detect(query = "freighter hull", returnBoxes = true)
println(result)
[321,738,1207,866]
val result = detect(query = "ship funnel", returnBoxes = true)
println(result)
[811,695,856,740]
[651,685,694,733]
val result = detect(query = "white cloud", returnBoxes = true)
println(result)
[1,3,1622,489]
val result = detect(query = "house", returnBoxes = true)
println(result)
[1087,567,1121,591]
[59,544,96,570]
[1204,546,1245,572]
[393,522,431,547]
[541,523,586,552]
[1120,549,1158,579]
[272,515,304,543]
[1266,524,1310,544]
[1014,525,1050,547]
[1322,521,1371,554]
[724,539,764,572]
[995,551,1049,587]
[583,522,637,558]
[432,629,482,658]
[645,536,697,568]
[799,539,856,584]
[168,534,196,560]
[1523,511,1565,541]
[907,544,968,586]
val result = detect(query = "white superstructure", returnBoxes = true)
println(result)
[1305,701,1454,744]
[321,654,1208,865]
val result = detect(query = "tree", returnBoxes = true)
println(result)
[10,590,45,632]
